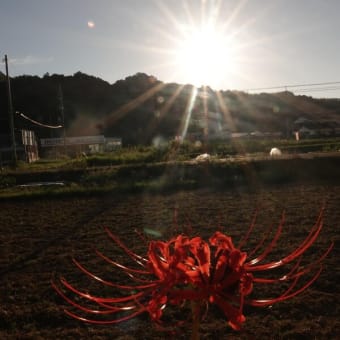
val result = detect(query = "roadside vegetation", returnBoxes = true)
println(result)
[1,137,340,199]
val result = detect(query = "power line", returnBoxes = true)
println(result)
[246,81,340,93]
[17,111,63,129]
[294,86,340,94]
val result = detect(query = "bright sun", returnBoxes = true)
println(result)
[174,25,238,88]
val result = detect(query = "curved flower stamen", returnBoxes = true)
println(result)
[72,258,157,290]
[246,210,325,271]
[246,213,284,266]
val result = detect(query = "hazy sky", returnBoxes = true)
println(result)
[1,0,340,97]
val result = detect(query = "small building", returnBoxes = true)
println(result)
[250,131,265,138]
[104,138,123,151]
[189,112,232,141]
[39,135,121,157]
[231,132,249,138]
[21,129,39,162]
[0,129,39,165]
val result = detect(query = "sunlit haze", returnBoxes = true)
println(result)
[1,0,340,97]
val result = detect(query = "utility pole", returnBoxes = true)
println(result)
[4,55,17,166]
[58,84,66,153]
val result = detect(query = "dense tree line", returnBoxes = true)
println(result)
[0,71,339,145]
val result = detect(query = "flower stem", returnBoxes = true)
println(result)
[191,300,201,340]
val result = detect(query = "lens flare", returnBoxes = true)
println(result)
[87,21,95,29]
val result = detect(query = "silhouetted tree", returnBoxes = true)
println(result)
[0,71,338,145]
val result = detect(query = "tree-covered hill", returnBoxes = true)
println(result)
[1,71,339,145]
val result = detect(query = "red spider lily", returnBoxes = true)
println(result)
[53,209,333,333]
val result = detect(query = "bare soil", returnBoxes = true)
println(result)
[0,183,339,339]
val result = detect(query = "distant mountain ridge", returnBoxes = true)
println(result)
[0,72,339,144]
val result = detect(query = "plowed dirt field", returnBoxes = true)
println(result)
[0,184,339,339]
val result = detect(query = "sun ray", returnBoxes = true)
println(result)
[159,84,185,119]
[178,86,198,141]
[202,86,209,145]
[215,90,236,133]
[103,82,166,128]
[142,84,186,144]
[220,0,248,33]
[100,0,318,148]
